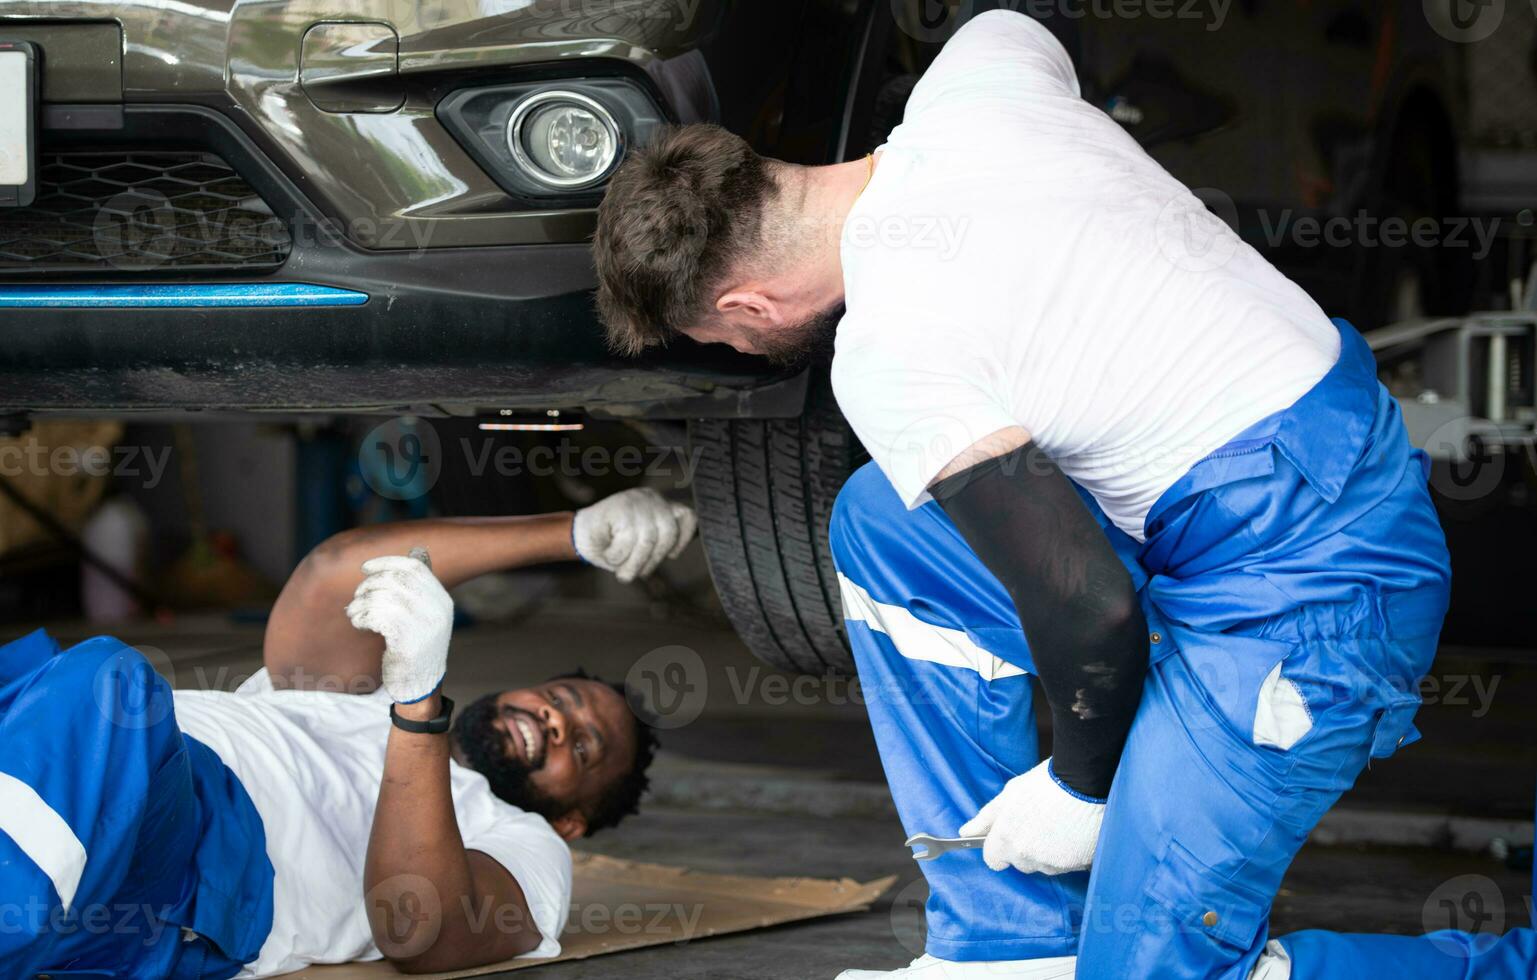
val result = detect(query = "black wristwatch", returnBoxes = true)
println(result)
[389,695,455,735]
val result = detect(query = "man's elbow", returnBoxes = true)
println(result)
[1072,587,1147,655]
[293,527,365,584]
[379,918,543,974]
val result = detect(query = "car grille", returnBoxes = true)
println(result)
[0,150,291,273]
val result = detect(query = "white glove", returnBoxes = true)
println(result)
[959,758,1105,875]
[573,487,698,583]
[346,552,453,704]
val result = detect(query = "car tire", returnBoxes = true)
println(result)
[865,74,918,154]
[689,372,866,674]
[1359,105,1468,329]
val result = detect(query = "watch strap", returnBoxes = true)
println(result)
[389,694,455,735]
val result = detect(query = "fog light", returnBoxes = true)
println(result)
[506,91,619,189]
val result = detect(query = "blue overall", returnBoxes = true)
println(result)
[829,319,1514,977]
[0,630,273,979]
[1274,771,1537,980]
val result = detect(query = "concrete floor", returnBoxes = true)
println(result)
[35,589,1536,978]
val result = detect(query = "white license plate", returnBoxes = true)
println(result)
[0,48,31,187]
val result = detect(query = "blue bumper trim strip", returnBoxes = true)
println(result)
[0,283,369,308]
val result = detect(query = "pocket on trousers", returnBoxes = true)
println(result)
[1143,838,1270,955]
[1252,662,1314,752]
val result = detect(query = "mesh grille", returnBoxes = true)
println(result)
[1466,7,1537,145]
[0,150,291,273]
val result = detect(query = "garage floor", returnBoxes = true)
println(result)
[36,594,1535,979]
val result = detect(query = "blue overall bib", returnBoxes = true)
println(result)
[0,630,274,978]
[829,319,1517,977]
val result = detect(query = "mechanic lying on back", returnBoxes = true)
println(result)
[0,487,695,978]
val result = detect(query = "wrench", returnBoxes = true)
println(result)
[905,833,987,861]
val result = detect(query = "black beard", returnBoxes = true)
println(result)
[452,692,566,821]
[759,306,841,369]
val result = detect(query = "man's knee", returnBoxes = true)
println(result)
[830,462,909,569]
[46,638,175,734]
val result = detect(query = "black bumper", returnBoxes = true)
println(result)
[0,104,796,419]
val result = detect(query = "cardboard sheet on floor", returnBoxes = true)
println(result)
[280,852,895,979]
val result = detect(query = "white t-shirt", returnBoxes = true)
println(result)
[831,10,1340,540]
[173,670,571,978]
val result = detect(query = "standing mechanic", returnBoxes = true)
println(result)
[0,487,693,978]
[592,10,1535,980]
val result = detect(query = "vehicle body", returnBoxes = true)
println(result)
[0,0,1467,673]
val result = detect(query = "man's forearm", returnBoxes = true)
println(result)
[933,443,1148,800]
[364,693,540,972]
[263,513,575,689]
[297,513,578,592]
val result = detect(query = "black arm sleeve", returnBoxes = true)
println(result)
[932,443,1148,800]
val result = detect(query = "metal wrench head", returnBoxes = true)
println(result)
[905,833,986,861]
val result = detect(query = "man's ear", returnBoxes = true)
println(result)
[550,809,589,842]
[716,289,782,326]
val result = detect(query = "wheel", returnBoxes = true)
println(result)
[860,74,918,157]
[1358,101,1469,329]
[689,373,866,674]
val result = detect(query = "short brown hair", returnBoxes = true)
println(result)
[593,125,779,356]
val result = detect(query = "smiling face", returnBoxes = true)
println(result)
[451,677,641,840]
